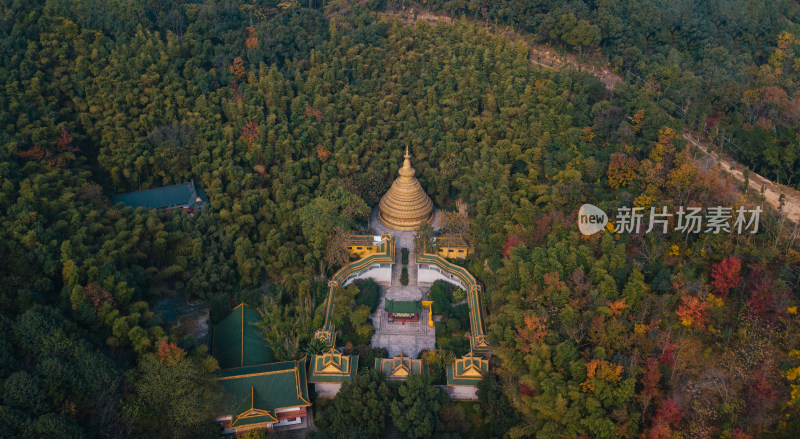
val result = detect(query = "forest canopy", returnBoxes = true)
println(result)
[2,0,800,438]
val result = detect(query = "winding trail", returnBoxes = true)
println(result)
[381,9,622,90]
[383,8,800,223]
[684,133,800,223]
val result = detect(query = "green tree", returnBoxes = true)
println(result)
[414,223,436,253]
[390,374,444,439]
[125,350,222,439]
[317,369,391,438]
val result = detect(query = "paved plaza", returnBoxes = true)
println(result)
[369,209,436,357]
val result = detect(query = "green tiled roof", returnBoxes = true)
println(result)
[375,354,427,380]
[215,360,310,428]
[446,352,489,386]
[346,235,379,246]
[113,181,208,210]
[308,349,358,383]
[385,300,422,314]
[212,304,274,369]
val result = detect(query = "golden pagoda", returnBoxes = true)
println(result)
[377,147,434,231]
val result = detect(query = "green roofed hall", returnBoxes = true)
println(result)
[215,360,310,429]
[112,180,208,211]
[384,300,422,314]
[212,303,274,369]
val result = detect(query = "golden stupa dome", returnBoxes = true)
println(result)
[378,147,434,231]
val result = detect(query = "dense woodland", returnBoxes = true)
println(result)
[2,0,800,438]
[393,0,800,189]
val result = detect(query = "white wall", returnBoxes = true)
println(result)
[343,267,391,286]
[436,385,478,400]
[314,382,343,398]
[418,267,464,289]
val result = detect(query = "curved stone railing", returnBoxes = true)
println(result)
[416,252,490,355]
[316,234,395,344]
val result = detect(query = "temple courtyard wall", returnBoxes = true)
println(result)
[312,383,342,398]
[437,385,478,401]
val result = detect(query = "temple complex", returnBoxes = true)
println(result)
[377,147,434,230]
[213,148,490,435]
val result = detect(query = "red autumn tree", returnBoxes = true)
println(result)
[746,272,775,318]
[56,127,78,152]
[84,282,114,310]
[18,144,51,161]
[305,104,323,120]
[640,357,662,402]
[710,256,742,299]
[645,399,683,438]
[658,337,676,366]
[240,121,259,146]
[503,235,520,258]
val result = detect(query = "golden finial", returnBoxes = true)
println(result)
[400,146,414,177]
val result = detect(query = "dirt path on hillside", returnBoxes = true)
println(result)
[684,133,800,223]
[383,9,799,223]
[382,9,622,90]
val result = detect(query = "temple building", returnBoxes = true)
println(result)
[211,304,311,434]
[446,352,489,386]
[308,348,359,397]
[434,236,472,259]
[377,147,434,230]
[345,235,384,258]
[375,353,428,381]
[385,299,422,323]
[113,180,208,213]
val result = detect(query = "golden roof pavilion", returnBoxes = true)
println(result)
[377,147,433,231]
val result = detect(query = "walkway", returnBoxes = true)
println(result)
[369,208,435,357]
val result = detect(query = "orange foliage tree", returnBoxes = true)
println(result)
[158,340,187,366]
[245,26,258,50]
[515,314,548,351]
[316,144,331,162]
[676,296,709,329]
[607,153,639,189]
[229,56,246,81]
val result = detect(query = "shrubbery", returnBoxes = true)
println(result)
[354,279,381,313]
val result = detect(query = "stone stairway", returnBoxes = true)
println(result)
[391,241,418,287]
[407,247,418,286]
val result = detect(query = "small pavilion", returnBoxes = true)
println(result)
[446,352,489,386]
[385,299,422,323]
[375,353,428,381]
[308,347,359,397]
